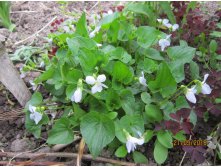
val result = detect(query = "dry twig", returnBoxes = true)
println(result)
[0,152,139,166]
[14,16,57,46]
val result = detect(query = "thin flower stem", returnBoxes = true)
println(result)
[159,80,196,106]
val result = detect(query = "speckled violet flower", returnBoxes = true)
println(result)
[85,74,108,94]
[71,87,82,103]
[159,34,171,51]
[29,104,42,125]
[139,71,147,86]
[185,86,197,104]
[201,74,212,95]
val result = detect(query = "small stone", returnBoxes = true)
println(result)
[2,137,7,143]
[10,138,36,152]
[0,133,3,139]
[15,118,23,128]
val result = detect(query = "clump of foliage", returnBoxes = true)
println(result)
[22,2,221,165]
[0,1,15,31]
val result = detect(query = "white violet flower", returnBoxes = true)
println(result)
[126,133,144,153]
[103,10,114,17]
[85,74,108,94]
[139,71,147,86]
[185,86,197,104]
[89,26,101,38]
[201,74,212,95]
[29,104,43,125]
[172,24,179,31]
[159,34,171,51]
[96,43,102,47]
[71,87,82,103]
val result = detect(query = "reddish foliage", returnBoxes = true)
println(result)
[182,145,206,164]
[171,2,219,47]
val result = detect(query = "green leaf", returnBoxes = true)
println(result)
[125,3,151,16]
[120,89,136,115]
[75,13,88,37]
[143,48,164,61]
[65,69,83,84]
[167,45,196,82]
[189,110,197,126]
[175,96,190,110]
[66,85,75,100]
[47,118,74,144]
[112,61,133,84]
[144,130,154,143]
[210,31,221,38]
[154,140,168,164]
[149,62,177,97]
[109,47,132,64]
[159,2,176,23]
[145,104,163,122]
[190,61,199,80]
[28,92,43,106]
[141,92,151,104]
[137,58,158,74]
[78,49,107,75]
[209,40,217,53]
[66,37,80,55]
[115,145,127,158]
[133,151,148,164]
[80,112,115,157]
[107,112,118,120]
[106,89,121,111]
[157,131,173,148]
[173,131,186,141]
[99,12,120,28]
[136,26,165,48]
[35,68,55,83]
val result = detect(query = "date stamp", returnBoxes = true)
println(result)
[173,139,208,147]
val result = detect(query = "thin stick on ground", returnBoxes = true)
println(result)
[0,152,140,166]
[7,143,47,165]
[179,135,192,166]
[14,16,57,46]
[10,11,38,14]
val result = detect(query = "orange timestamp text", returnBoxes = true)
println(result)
[173,139,208,147]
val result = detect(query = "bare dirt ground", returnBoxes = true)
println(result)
[0,1,221,166]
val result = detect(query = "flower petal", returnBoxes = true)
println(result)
[162,19,169,25]
[91,84,103,94]
[101,83,108,89]
[85,76,96,85]
[203,74,209,83]
[126,141,132,153]
[185,90,196,104]
[165,23,172,29]
[71,88,82,103]
[201,83,212,95]
[157,19,162,23]
[33,112,43,125]
[30,111,42,125]
[159,39,170,51]
[172,24,179,31]
[97,74,106,83]
[139,76,147,86]
[29,104,36,113]
[129,136,144,145]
